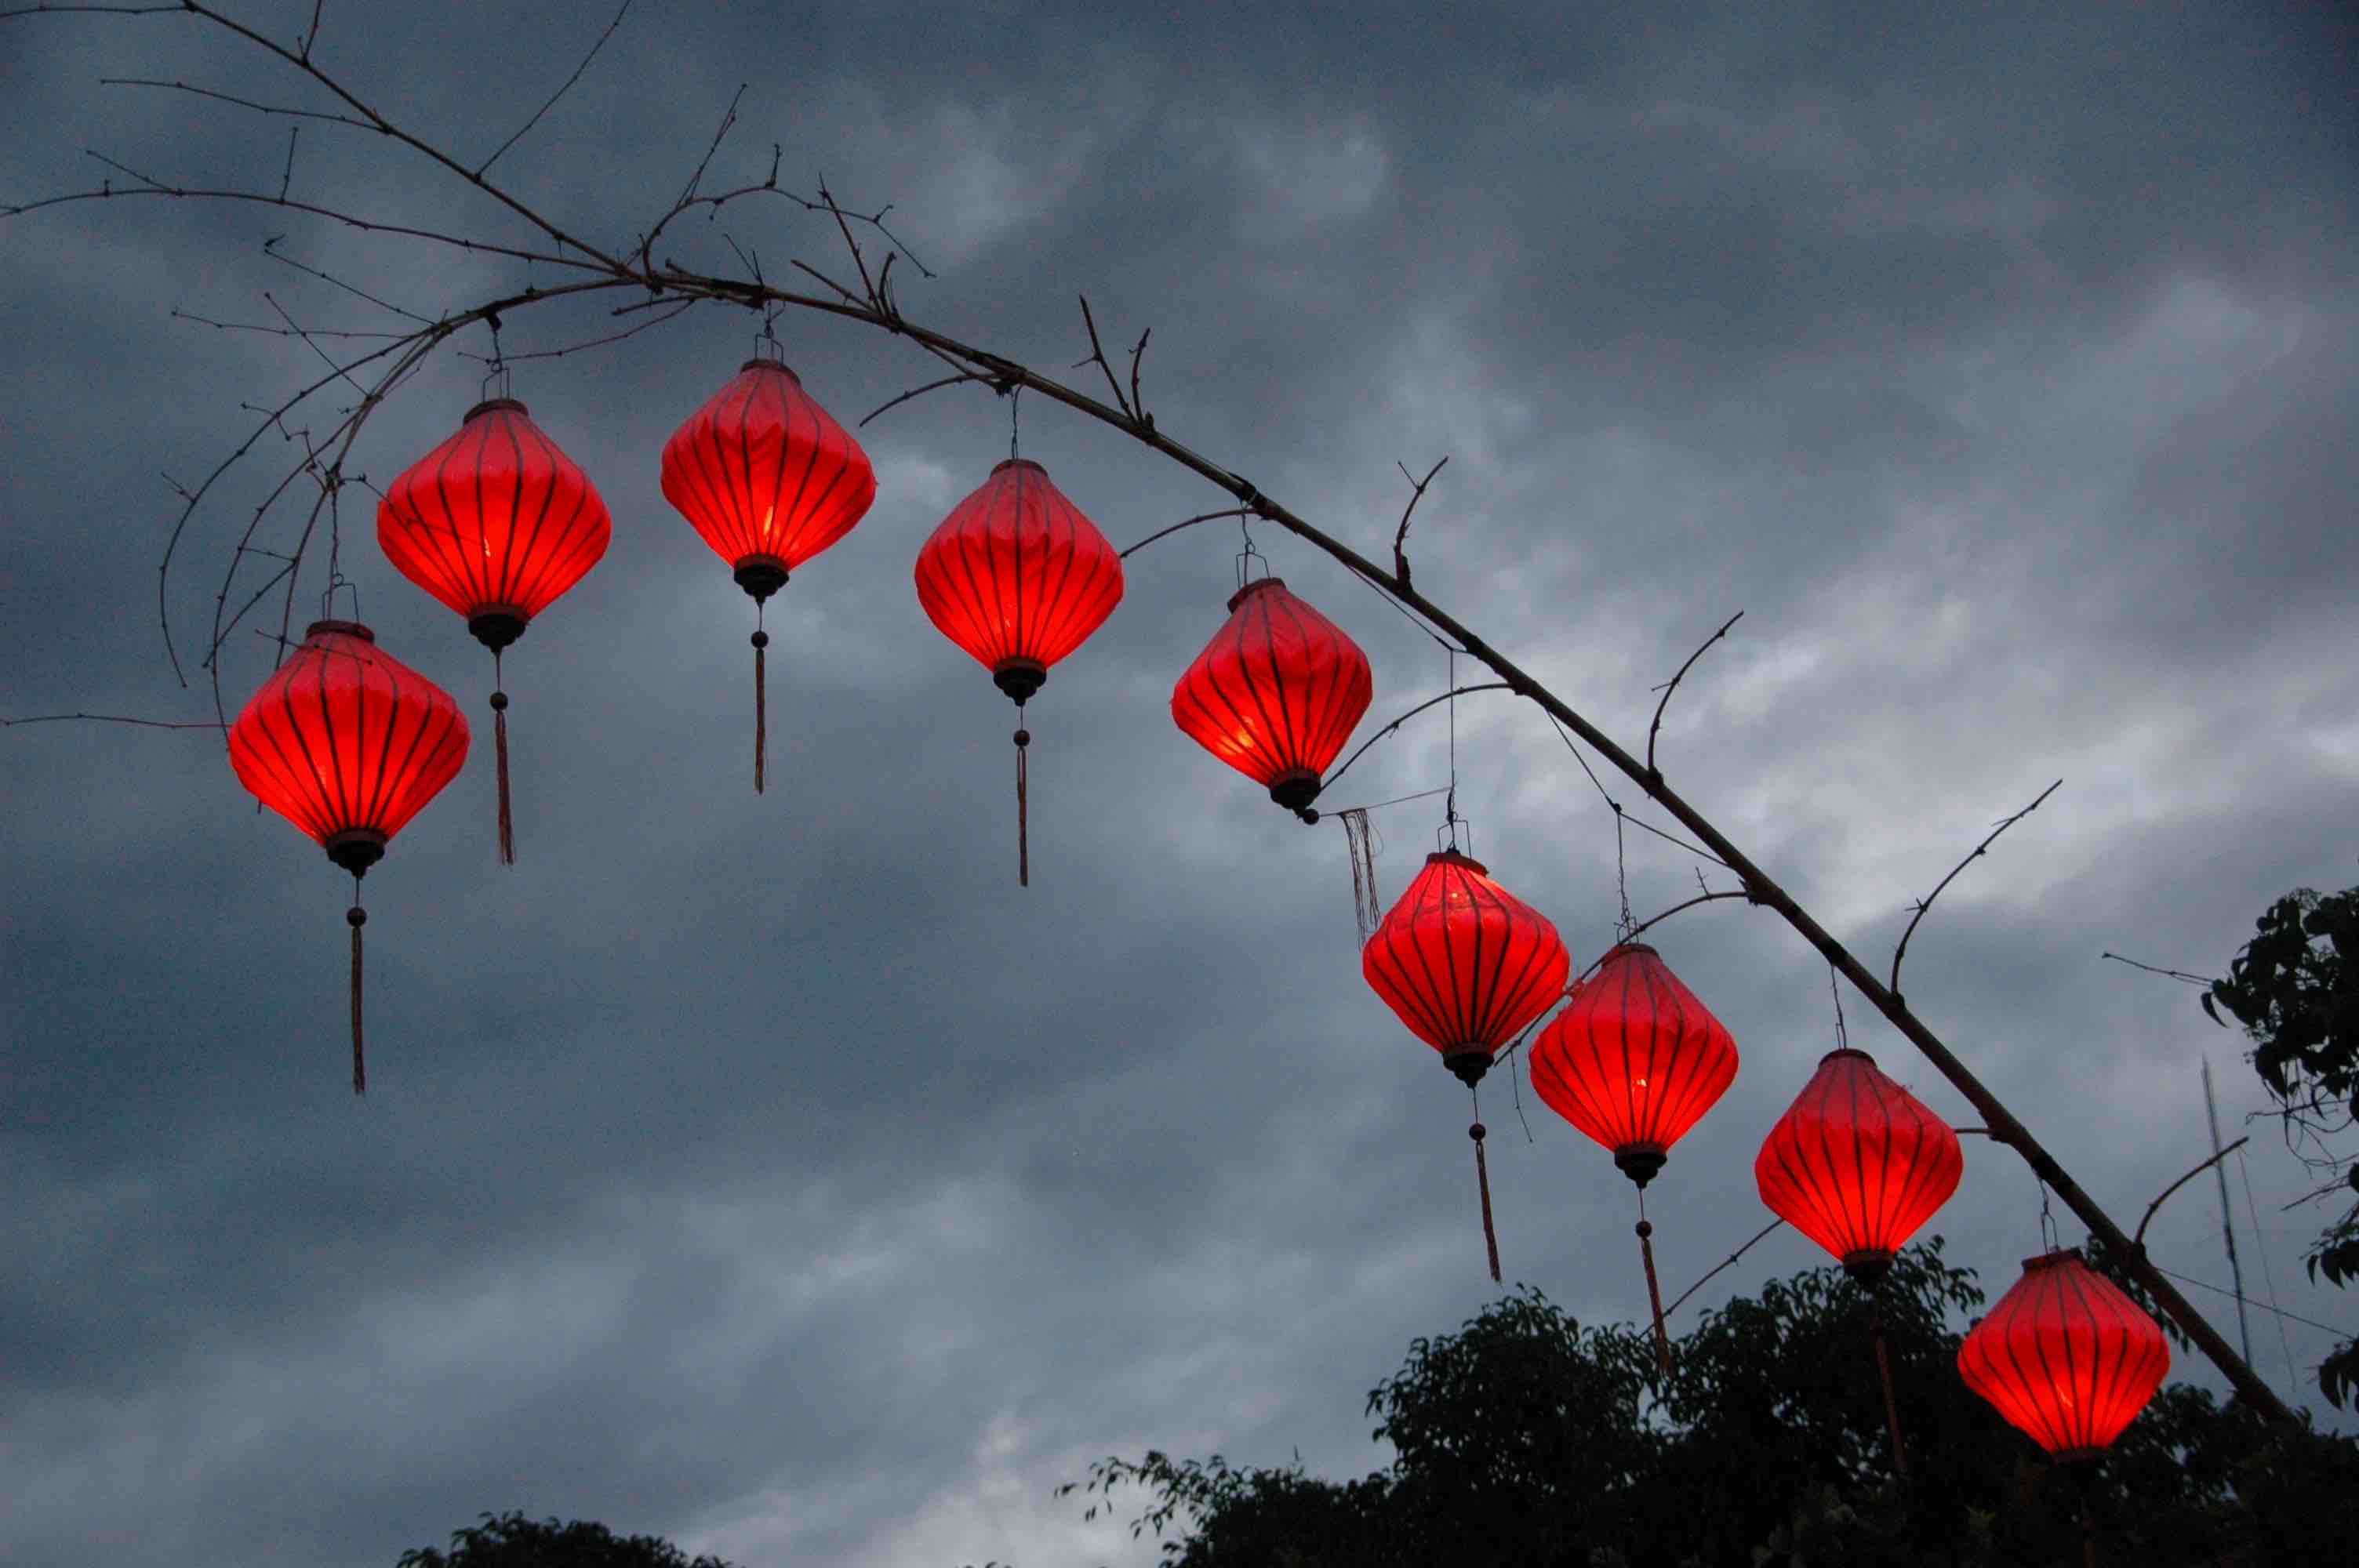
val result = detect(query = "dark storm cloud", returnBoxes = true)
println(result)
[5,3,2355,1566]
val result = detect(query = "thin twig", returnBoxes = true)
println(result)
[477,0,631,176]
[2,711,224,730]
[1665,1220,1786,1319]
[1392,456,1447,589]
[1321,684,1514,791]
[98,77,373,129]
[1118,507,1254,559]
[2101,952,2215,987]
[1888,779,2063,998]
[859,371,992,428]
[2135,1137,2252,1249]
[263,240,433,323]
[1074,294,1136,421]
[1645,611,1743,779]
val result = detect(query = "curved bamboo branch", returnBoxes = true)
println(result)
[5,17,2290,1421]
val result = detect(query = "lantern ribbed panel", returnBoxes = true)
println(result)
[1957,1249,2170,1460]
[1754,1047,1964,1272]
[1362,851,1570,1065]
[1530,944,1738,1159]
[661,360,876,575]
[227,621,470,851]
[376,400,611,626]
[1170,577,1372,802]
[913,459,1124,676]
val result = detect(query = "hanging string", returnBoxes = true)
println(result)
[1637,1190,1673,1376]
[1829,960,1850,1049]
[1444,648,1461,849]
[1613,806,1634,941]
[1340,807,1381,946]
[752,601,769,795]
[2037,1174,2061,1254]
[1470,1086,1500,1283]
[491,648,514,865]
[1009,383,1023,461]
[1014,717,1030,887]
[346,881,366,1097]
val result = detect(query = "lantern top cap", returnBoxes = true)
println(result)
[738,358,801,379]
[990,457,1047,476]
[1423,848,1489,877]
[1225,575,1288,613]
[2021,1247,2083,1273]
[463,396,529,423]
[304,619,375,642]
[1818,1046,1876,1065]
[1605,941,1660,959]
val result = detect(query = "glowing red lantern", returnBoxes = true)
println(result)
[661,357,877,793]
[228,619,469,1094]
[377,397,610,862]
[1363,848,1569,1279]
[913,457,1125,885]
[1755,1047,1964,1283]
[1958,1249,2170,1461]
[1171,577,1372,818]
[1529,943,1739,1188]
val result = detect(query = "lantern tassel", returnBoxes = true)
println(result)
[1014,724,1030,888]
[1637,1218,1672,1377]
[347,903,367,1097]
[752,630,769,794]
[1869,1308,1910,1478]
[1471,1120,1501,1283]
[492,690,514,865]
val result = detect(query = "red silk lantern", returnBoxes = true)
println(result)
[377,397,610,862]
[661,357,877,793]
[228,619,469,1094]
[1755,1047,1964,1283]
[1958,1249,2170,1461]
[913,457,1125,886]
[1529,943,1739,1189]
[1363,848,1569,1279]
[1170,576,1372,818]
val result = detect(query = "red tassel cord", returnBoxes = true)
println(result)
[1471,1120,1501,1283]
[347,903,367,1096]
[752,629,769,794]
[1014,724,1030,887]
[491,688,514,866]
[1870,1308,1910,1477]
[1637,1218,1673,1376]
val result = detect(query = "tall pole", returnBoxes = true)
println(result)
[2201,1058,2253,1366]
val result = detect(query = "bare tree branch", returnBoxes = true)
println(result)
[1888,779,2063,1000]
[1117,506,1254,559]
[99,76,373,130]
[1392,456,1447,588]
[2136,1136,2252,1249]
[1321,683,1516,791]
[2,711,224,730]
[1645,610,1743,779]
[1073,294,1138,422]
[1664,1219,1785,1319]
[2101,951,2217,987]
[477,0,632,176]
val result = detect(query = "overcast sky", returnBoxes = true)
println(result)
[4,3,2355,1565]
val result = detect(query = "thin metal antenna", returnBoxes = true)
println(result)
[2201,1057,2253,1367]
